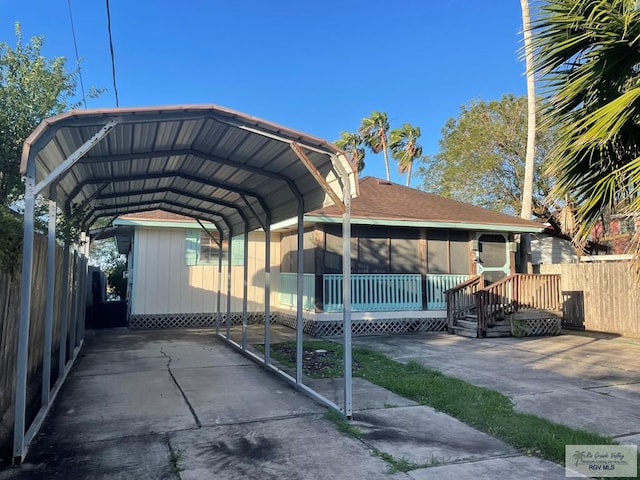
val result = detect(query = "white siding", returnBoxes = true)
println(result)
[531,234,578,265]
[131,228,281,315]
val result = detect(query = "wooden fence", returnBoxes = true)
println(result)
[0,235,78,459]
[540,262,640,336]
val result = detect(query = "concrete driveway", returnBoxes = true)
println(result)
[0,327,573,479]
[354,331,640,446]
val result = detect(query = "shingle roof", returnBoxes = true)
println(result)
[309,177,542,231]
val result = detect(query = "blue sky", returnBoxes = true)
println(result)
[0,1,527,186]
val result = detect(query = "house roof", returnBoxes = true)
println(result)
[20,104,358,238]
[305,177,543,233]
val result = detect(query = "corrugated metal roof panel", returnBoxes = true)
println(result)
[21,105,358,236]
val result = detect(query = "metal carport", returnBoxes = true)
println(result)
[15,105,358,462]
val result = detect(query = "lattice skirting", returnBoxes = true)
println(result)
[275,313,447,337]
[511,317,562,337]
[129,312,277,330]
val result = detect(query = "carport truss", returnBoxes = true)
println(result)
[15,105,358,462]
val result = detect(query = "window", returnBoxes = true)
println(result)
[185,230,244,266]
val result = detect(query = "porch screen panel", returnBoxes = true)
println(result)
[427,231,448,273]
[358,226,388,274]
[303,230,315,274]
[324,228,342,274]
[449,231,470,274]
[390,229,419,273]
[280,233,294,273]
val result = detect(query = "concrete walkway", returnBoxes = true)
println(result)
[1,328,575,479]
[354,331,640,447]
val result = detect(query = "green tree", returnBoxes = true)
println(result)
[418,94,556,218]
[335,131,366,174]
[0,23,100,204]
[532,0,640,251]
[390,123,423,186]
[359,111,391,181]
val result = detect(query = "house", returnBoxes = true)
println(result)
[112,177,546,337]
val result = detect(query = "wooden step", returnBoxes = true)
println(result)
[452,326,478,338]
[485,329,512,338]
[456,319,477,330]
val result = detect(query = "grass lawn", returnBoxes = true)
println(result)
[260,339,639,475]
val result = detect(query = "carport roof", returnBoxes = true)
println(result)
[20,105,358,237]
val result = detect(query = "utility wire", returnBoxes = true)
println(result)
[66,0,87,108]
[105,0,120,107]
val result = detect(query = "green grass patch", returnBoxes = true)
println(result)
[260,339,639,473]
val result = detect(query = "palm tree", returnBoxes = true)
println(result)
[359,111,391,181]
[532,0,640,255]
[335,131,366,174]
[520,0,536,273]
[390,124,423,186]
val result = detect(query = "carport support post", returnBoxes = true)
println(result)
[58,239,71,378]
[264,220,271,365]
[42,196,57,406]
[342,182,353,418]
[226,231,233,339]
[13,176,36,461]
[216,231,223,335]
[242,224,249,349]
[296,202,304,384]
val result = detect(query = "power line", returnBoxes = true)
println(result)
[105,0,119,107]
[66,0,87,108]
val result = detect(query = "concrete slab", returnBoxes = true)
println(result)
[0,434,173,480]
[352,405,514,465]
[171,364,324,426]
[406,455,578,480]
[170,416,405,480]
[304,377,418,411]
[615,433,640,448]
[42,369,197,442]
[589,381,640,404]
[512,387,640,437]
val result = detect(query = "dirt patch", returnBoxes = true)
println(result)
[270,344,360,377]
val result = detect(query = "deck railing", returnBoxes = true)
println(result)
[426,274,473,309]
[475,274,561,336]
[445,275,484,331]
[323,273,422,312]
[279,273,315,311]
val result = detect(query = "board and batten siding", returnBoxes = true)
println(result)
[131,228,280,315]
[531,233,578,265]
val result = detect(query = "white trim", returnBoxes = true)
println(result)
[271,215,542,233]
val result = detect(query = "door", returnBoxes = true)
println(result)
[476,233,510,283]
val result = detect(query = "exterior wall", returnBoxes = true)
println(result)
[531,234,578,265]
[131,227,280,315]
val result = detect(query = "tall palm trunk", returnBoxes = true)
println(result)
[520,0,536,273]
[381,134,391,182]
[406,163,412,186]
